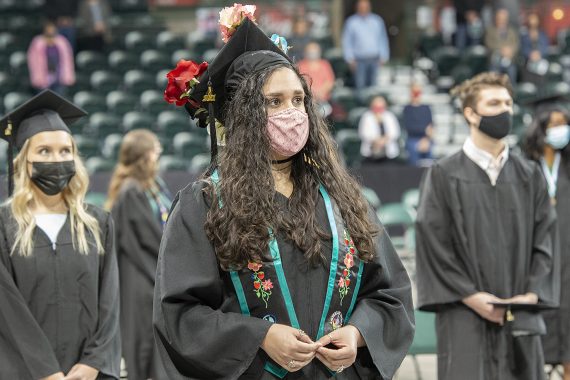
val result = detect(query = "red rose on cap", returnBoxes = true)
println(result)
[164,59,208,106]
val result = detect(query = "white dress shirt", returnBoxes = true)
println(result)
[462,137,509,186]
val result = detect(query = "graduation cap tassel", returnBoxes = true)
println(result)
[202,77,218,175]
[7,142,14,197]
[5,120,14,197]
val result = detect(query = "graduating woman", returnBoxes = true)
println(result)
[0,90,120,380]
[154,5,414,379]
[522,105,570,380]
[106,129,171,380]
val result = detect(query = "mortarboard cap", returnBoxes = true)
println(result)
[188,17,292,123]
[0,89,87,150]
[0,89,87,195]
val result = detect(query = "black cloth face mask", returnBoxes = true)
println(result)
[476,111,513,140]
[29,161,76,196]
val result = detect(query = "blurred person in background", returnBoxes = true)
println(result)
[402,82,434,166]
[77,0,113,52]
[453,0,485,50]
[522,105,570,380]
[416,72,558,380]
[342,0,389,90]
[0,90,120,380]
[44,0,79,51]
[520,12,551,85]
[485,8,520,83]
[27,20,75,96]
[297,42,335,117]
[106,130,171,380]
[288,18,311,62]
[358,95,401,163]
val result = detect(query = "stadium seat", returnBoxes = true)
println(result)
[418,31,444,59]
[122,111,155,131]
[432,46,460,77]
[140,90,171,115]
[156,31,185,53]
[324,47,350,83]
[156,69,169,91]
[401,188,420,211]
[90,70,121,94]
[0,70,19,96]
[335,129,361,168]
[331,86,358,114]
[377,202,414,249]
[189,153,211,173]
[141,49,171,73]
[407,310,437,380]
[347,107,368,129]
[124,70,156,94]
[173,132,207,159]
[76,51,107,72]
[158,155,189,172]
[73,134,100,159]
[73,91,106,114]
[108,50,138,74]
[361,186,381,210]
[202,48,220,63]
[85,156,115,174]
[68,71,91,95]
[125,31,154,53]
[85,192,107,208]
[9,50,27,76]
[106,90,137,115]
[358,86,390,107]
[157,110,192,138]
[102,133,123,160]
[88,112,121,138]
[171,49,194,66]
[3,91,32,112]
[514,82,538,104]
[112,0,148,13]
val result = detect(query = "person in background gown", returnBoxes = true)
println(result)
[522,105,570,380]
[106,129,171,380]
[153,6,414,379]
[0,90,120,380]
[416,72,559,380]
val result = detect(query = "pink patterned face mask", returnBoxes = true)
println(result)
[266,108,309,158]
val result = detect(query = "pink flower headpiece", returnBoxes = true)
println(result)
[219,3,257,43]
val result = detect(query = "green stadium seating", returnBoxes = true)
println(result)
[101,134,123,160]
[4,91,31,112]
[173,132,207,159]
[9,51,27,76]
[157,110,192,138]
[140,90,171,115]
[85,156,115,174]
[73,134,100,159]
[432,46,460,77]
[156,69,169,90]
[347,107,368,129]
[0,71,19,96]
[85,192,107,208]
[361,186,381,210]
[189,153,211,173]
[108,50,138,74]
[141,49,171,73]
[156,31,185,53]
[122,111,155,131]
[407,310,437,380]
[74,91,106,114]
[88,112,121,138]
[106,90,137,115]
[124,70,156,94]
[76,51,107,72]
[401,188,420,211]
[335,129,361,168]
[90,70,121,94]
[158,155,189,172]
[124,31,154,53]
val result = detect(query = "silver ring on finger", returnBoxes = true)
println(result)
[287,359,297,369]
[298,329,306,338]
[336,364,345,373]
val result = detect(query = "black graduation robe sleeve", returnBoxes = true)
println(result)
[527,163,560,305]
[0,246,62,379]
[415,164,479,311]
[347,208,415,380]
[153,183,273,380]
[79,212,121,378]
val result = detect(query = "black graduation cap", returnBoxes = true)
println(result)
[0,89,87,195]
[185,17,292,172]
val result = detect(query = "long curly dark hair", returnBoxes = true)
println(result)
[521,106,570,166]
[203,63,379,270]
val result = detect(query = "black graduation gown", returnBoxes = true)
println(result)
[415,151,559,380]
[153,181,415,380]
[541,157,570,364]
[0,204,120,379]
[112,179,168,380]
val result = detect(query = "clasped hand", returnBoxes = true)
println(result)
[260,323,362,372]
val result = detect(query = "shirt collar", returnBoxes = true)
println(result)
[463,137,509,171]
